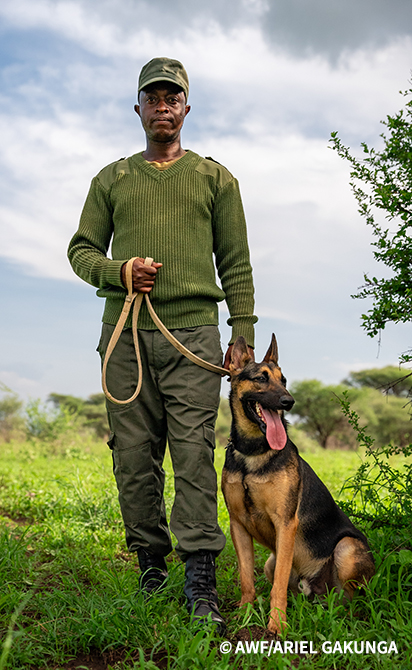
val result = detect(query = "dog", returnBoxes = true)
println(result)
[221,334,375,634]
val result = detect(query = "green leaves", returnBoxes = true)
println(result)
[337,390,412,527]
[330,88,412,354]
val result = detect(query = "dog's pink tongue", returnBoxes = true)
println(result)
[261,408,287,451]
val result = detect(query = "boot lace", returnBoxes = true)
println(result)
[191,553,216,600]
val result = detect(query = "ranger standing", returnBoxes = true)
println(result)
[68,57,256,632]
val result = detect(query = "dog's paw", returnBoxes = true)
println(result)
[238,594,255,608]
[267,612,287,636]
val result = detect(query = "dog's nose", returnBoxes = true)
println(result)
[279,395,294,410]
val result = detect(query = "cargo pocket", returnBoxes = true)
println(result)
[110,436,157,524]
[203,423,216,453]
[202,424,217,491]
[107,431,116,475]
[171,424,218,523]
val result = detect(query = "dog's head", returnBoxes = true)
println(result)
[229,334,294,453]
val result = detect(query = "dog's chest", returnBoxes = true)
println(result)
[223,469,297,549]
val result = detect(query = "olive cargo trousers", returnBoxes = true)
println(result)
[98,324,226,561]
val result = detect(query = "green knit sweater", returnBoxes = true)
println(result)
[68,150,257,346]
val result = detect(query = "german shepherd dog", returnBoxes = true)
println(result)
[221,335,375,634]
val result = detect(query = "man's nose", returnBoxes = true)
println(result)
[156,99,168,112]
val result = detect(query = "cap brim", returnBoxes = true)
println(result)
[138,76,188,97]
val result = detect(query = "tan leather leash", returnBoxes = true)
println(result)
[102,256,229,404]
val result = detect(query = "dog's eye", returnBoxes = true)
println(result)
[281,376,287,386]
[254,373,268,384]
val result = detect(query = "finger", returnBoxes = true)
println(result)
[136,285,154,293]
[134,278,155,288]
[139,263,160,274]
[133,270,156,282]
[133,259,162,267]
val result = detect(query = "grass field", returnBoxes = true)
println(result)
[0,434,411,669]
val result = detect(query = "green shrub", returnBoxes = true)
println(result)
[0,383,24,443]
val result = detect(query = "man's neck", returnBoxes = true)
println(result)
[142,140,186,163]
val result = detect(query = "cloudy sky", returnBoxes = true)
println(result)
[1,0,412,401]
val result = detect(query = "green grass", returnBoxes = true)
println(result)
[0,438,410,669]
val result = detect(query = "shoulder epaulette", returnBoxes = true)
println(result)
[115,158,130,177]
[96,157,130,191]
[195,156,233,189]
[205,156,222,165]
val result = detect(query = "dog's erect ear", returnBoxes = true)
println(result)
[230,336,253,373]
[263,333,279,365]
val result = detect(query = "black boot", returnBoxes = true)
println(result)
[137,548,168,596]
[184,551,226,634]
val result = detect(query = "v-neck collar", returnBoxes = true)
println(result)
[129,150,198,180]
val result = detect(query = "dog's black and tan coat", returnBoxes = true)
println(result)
[222,335,375,634]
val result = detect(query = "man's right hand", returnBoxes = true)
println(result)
[121,257,162,293]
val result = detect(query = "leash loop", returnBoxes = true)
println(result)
[102,257,229,404]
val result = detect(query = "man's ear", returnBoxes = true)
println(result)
[184,105,191,117]
[134,104,141,117]
[230,336,252,373]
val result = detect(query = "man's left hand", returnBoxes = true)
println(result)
[223,344,255,370]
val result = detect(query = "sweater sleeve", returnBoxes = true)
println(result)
[212,177,257,347]
[67,176,126,290]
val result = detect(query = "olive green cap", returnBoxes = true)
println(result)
[138,57,189,99]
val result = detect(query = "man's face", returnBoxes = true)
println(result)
[135,83,190,144]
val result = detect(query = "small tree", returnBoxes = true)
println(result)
[289,379,349,448]
[0,382,23,442]
[330,85,412,362]
[48,392,109,439]
[350,385,412,448]
[290,376,412,449]
[343,365,412,397]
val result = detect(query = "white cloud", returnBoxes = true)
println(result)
[0,109,122,279]
[1,1,411,400]
[0,370,42,399]
[2,0,412,62]
[261,0,412,59]
[0,0,124,57]
[0,5,411,351]
[1,29,409,310]
[0,107,372,299]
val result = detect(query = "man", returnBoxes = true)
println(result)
[68,57,256,632]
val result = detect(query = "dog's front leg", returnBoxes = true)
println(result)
[267,516,298,634]
[230,518,256,606]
